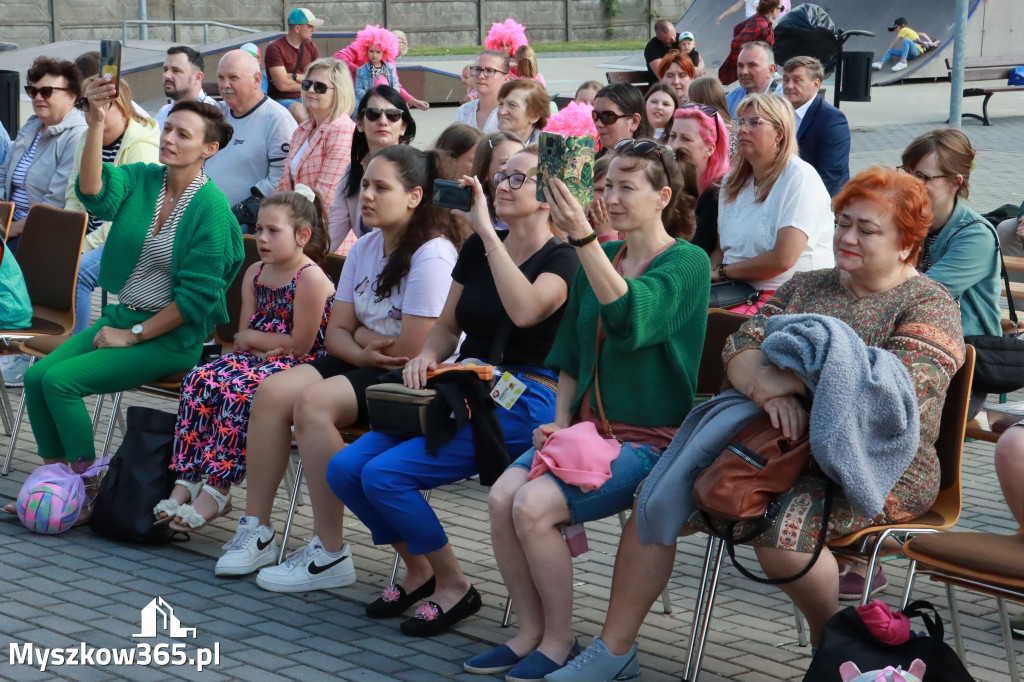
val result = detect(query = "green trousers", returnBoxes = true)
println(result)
[23,305,201,462]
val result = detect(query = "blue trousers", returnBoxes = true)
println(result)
[882,38,922,64]
[326,369,557,555]
[73,247,103,335]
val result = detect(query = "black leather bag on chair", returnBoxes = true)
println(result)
[708,281,762,309]
[90,406,178,544]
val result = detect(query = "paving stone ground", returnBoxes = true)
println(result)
[3,67,1024,682]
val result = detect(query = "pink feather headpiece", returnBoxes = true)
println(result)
[353,25,399,64]
[543,102,601,151]
[485,18,528,56]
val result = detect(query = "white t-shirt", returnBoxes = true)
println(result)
[718,156,835,290]
[336,230,457,336]
[744,0,759,17]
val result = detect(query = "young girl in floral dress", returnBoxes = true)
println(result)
[155,185,336,531]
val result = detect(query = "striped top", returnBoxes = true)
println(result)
[119,168,208,311]
[86,136,124,234]
[10,132,42,220]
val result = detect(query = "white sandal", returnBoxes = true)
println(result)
[169,485,232,532]
[153,479,203,524]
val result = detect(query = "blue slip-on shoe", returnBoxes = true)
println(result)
[544,637,639,681]
[464,643,524,674]
[507,641,581,682]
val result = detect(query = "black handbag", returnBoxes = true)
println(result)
[804,600,977,682]
[961,221,1024,395]
[90,406,179,544]
[708,280,762,309]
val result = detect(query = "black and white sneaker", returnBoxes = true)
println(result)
[214,516,278,576]
[255,536,356,592]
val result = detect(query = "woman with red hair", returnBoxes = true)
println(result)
[351,25,428,111]
[656,50,696,103]
[551,166,966,679]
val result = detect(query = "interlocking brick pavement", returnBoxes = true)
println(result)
[3,66,1024,681]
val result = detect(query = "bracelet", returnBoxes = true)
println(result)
[718,263,729,280]
[567,230,598,247]
[485,243,507,257]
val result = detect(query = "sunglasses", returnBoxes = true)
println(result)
[362,106,403,123]
[74,97,112,112]
[677,102,722,149]
[613,139,676,180]
[897,165,952,183]
[301,79,334,94]
[592,109,632,125]
[493,170,537,190]
[469,66,508,78]
[25,85,72,100]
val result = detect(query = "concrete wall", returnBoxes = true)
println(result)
[5,0,692,48]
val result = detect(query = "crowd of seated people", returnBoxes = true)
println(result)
[2,17,1021,682]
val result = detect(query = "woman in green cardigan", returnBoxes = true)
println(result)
[9,79,242,511]
[466,139,709,682]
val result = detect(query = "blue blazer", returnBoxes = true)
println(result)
[796,96,850,196]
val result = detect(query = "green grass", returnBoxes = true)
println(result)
[406,39,646,58]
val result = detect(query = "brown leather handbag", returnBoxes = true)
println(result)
[693,412,833,584]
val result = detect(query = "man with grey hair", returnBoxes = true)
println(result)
[782,56,850,196]
[204,49,296,230]
[725,41,777,118]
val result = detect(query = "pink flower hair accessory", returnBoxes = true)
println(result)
[543,102,601,151]
[353,24,399,64]
[485,18,528,56]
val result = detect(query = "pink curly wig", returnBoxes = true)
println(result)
[543,102,601,151]
[353,25,399,64]
[485,19,528,57]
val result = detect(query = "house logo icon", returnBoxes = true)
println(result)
[133,597,196,639]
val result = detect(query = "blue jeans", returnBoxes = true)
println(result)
[882,38,922,64]
[325,368,557,555]
[73,247,103,335]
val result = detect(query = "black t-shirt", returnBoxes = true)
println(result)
[644,37,678,80]
[452,233,580,367]
[692,186,719,257]
[686,48,701,70]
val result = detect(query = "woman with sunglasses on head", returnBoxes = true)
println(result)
[591,83,652,158]
[326,146,580,638]
[455,50,513,133]
[0,57,86,251]
[465,139,709,681]
[711,93,834,314]
[327,85,416,254]
[277,58,357,231]
[667,103,731,256]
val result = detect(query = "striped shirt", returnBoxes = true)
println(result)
[86,136,124,234]
[10,132,42,220]
[119,168,208,311]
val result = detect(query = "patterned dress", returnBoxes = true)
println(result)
[171,263,333,487]
[689,269,965,552]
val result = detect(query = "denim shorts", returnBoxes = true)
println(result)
[509,441,661,525]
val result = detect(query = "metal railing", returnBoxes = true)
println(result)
[121,20,259,44]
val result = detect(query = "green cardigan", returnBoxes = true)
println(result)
[75,162,244,348]
[546,239,710,427]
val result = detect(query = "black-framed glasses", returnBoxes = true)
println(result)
[362,106,403,123]
[897,165,951,183]
[74,97,112,112]
[613,139,676,180]
[493,169,537,190]
[25,85,71,100]
[301,79,334,94]
[592,109,632,125]
[470,66,508,78]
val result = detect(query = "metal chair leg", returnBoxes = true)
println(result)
[998,597,1021,682]
[899,559,919,610]
[278,458,304,564]
[98,392,123,459]
[91,394,106,434]
[502,596,514,627]
[947,583,966,661]
[1,384,28,476]
[683,536,724,682]
[0,381,13,434]
[792,602,808,647]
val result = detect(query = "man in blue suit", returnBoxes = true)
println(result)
[782,56,850,196]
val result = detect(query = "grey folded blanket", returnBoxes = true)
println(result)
[637,313,919,546]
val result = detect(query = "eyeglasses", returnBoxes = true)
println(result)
[897,165,951,183]
[301,79,334,94]
[74,97,112,112]
[613,139,676,181]
[362,107,403,123]
[732,116,772,130]
[592,109,632,126]
[493,170,537,190]
[470,66,508,78]
[25,85,72,100]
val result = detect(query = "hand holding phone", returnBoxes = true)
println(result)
[100,39,122,97]
[432,178,473,212]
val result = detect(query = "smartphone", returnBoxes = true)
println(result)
[100,39,122,96]
[432,179,472,212]
[536,131,595,204]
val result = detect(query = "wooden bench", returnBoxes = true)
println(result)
[946,57,1024,126]
[606,70,654,90]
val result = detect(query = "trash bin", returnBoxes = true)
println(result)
[839,51,873,102]
[0,70,19,138]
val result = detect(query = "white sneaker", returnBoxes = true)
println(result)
[871,61,883,70]
[255,536,356,592]
[892,61,908,72]
[214,516,278,576]
[1,354,31,388]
